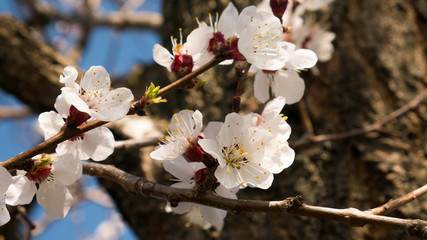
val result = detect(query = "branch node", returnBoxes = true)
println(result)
[139,179,155,197]
[168,194,181,208]
[406,220,427,240]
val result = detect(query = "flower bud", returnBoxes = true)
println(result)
[270,0,289,20]
[171,54,194,78]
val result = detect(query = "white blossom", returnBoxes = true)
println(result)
[199,113,276,189]
[163,157,237,230]
[55,66,134,121]
[150,109,203,161]
[5,155,80,219]
[38,111,115,161]
[237,6,289,70]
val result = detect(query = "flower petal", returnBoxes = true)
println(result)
[5,175,37,205]
[0,166,12,194]
[199,205,227,227]
[55,88,91,118]
[203,121,223,139]
[162,156,197,181]
[272,70,305,104]
[81,66,111,93]
[262,96,286,121]
[0,196,10,227]
[92,87,134,121]
[59,66,79,88]
[236,6,257,35]
[37,181,73,219]
[198,139,226,167]
[38,111,64,140]
[287,48,318,70]
[153,44,173,70]
[52,154,83,185]
[254,71,271,103]
[150,141,185,161]
[218,2,239,39]
[81,127,115,161]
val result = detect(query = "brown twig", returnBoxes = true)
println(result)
[114,137,160,152]
[232,63,251,113]
[157,55,223,97]
[82,161,427,237]
[20,0,163,30]
[368,184,427,216]
[292,90,427,149]
[0,106,32,119]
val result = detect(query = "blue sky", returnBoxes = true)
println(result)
[0,0,163,239]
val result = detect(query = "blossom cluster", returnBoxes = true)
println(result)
[148,0,336,229]
[153,1,334,105]
[0,66,133,226]
[150,97,294,229]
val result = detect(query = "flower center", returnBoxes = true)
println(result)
[26,156,52,184]
[222,143,249,169]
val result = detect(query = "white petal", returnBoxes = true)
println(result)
[169,182,194,214]
[236,6,257,35]
[171,110,203,139]
[254,71,271,103]
[198,139,226,167]
[214,165,240,189]
[59,66,79,88]
[37,181,73,219]
[199,205,227,227]
[239,164,273,189]
[218,2,239,39]
[81,127,115,161]
[287,49,318,70]
[150,141,186,161]
[218,112,245,147]
[56,140,89,160]
[262,96,286,121]
[92,87,134,121]
[215,184,238,199]
[203,121,223,139]
[153,44,173,70]
[38,111,64,140]
[185,23,212,55]
[52,154,83,185]
[272,70,305,104]
[162,156,196,181]
[0,166,12,193]
[56,88,91,117]
[81,66,111,92]
[0,197,10,227]
[264,143,295,174]
[5,175,37,206]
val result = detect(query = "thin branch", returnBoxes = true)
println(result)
[21,0,163,29]
[114,137,159,152]
[232,63,251,113]
[0,106,32,119]
[82,161,427,238]
[368,184,427,216]
[157,55,223,97]
[292,90,427,149]
[297,100,314,135]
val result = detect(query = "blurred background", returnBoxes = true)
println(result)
[0,0,426,239]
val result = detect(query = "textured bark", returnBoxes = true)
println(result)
[0,0,426,239]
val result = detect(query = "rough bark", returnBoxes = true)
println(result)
[0,0,426,239]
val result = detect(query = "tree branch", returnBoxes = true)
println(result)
[20,0,163,30]
[82,161,427,238]
[368,184,427,216]
[292,89,427,149]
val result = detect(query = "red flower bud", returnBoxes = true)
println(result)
[270,0,289,20]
